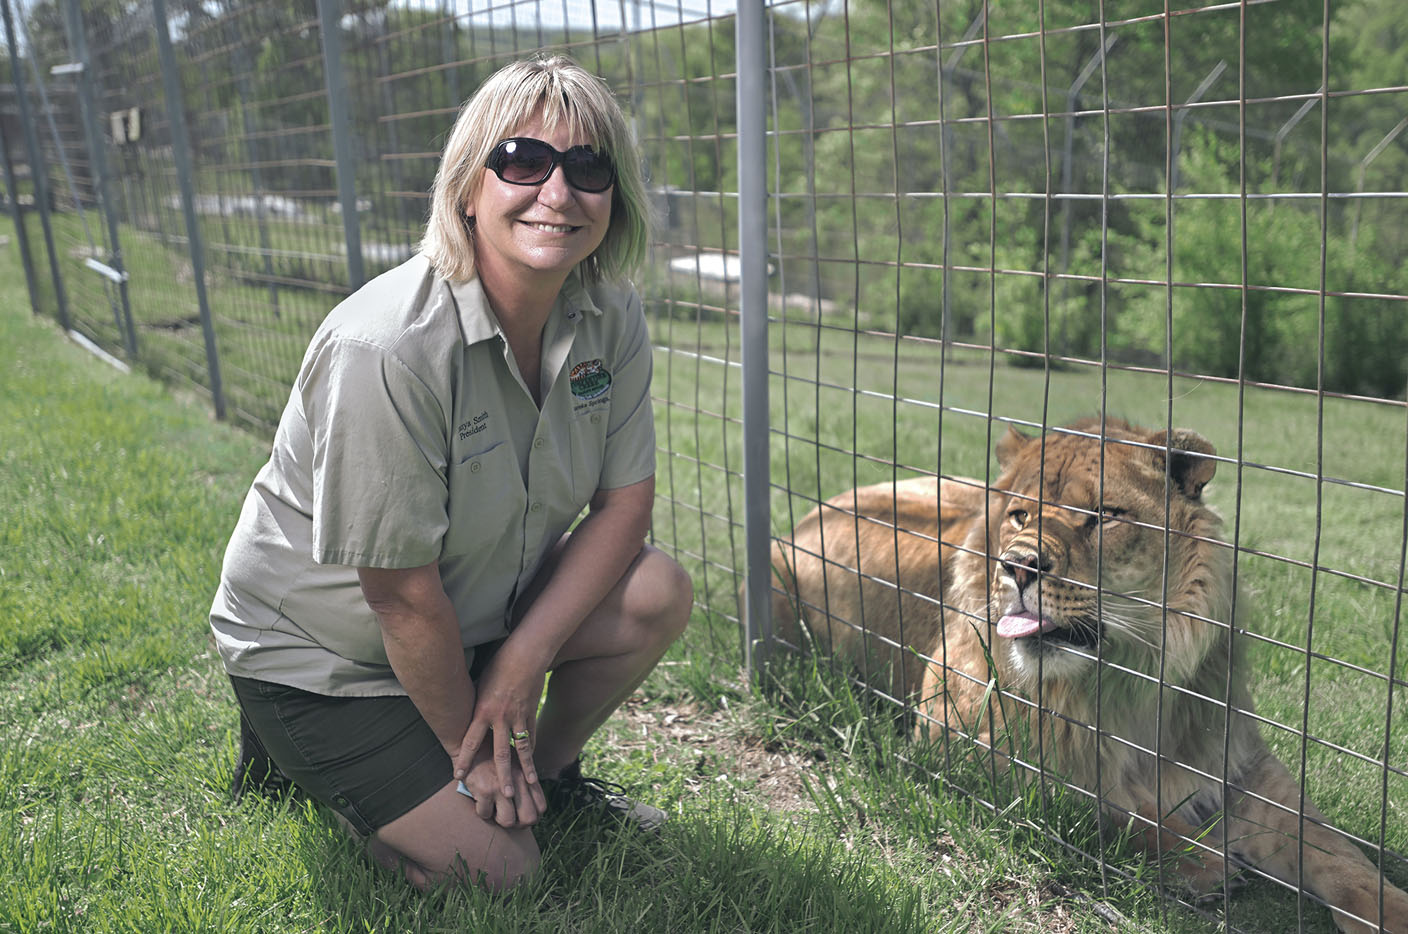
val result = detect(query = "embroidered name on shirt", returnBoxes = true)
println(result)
[569,359,611,400]
[457,410,490,440]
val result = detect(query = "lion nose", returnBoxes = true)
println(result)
[1000,550,1051,590]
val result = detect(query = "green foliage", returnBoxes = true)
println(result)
[1112,130,1408,396]
[755,0,1407,395]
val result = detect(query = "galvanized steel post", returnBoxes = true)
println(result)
[0,98,42,315]
[152,0,225,420]
[316,0,365,292]
[2,0,69,330]
[737,0,772,680]
[62,0,136,356]
[228,28,282,318]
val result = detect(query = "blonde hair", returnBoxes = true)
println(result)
[420,55,652,284]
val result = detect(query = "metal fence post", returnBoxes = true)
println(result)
[61,0,136,356]
[0,104,42,315]
[228,22,281,318]
[316,0,365,292]
[152,0,225,419]
[738,0,772,680]
[2,0,69,331]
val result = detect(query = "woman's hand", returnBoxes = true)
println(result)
[457,743,543,828]
[452,644,548,816]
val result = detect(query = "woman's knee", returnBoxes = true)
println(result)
[460,831,540,893]
[373,784,541,892]
[392,827,539,893]
[628,547,693,639]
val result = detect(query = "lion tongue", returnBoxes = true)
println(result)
[997,612,1057,639]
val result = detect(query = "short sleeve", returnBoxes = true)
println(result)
[301,338,450,568]
[598,290,657,490]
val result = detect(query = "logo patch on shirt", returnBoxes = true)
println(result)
[569,359,611,400]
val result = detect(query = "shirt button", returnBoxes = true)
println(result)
[470,461,481,473]
[530,502,542,513]
[590,413,601,424]
[332,794,350,808]
[533,438,545,449]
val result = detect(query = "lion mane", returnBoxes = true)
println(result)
[763,417,1406,933]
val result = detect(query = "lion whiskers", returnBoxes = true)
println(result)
[1093,607,1161,653]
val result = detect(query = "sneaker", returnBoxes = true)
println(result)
[541,759,668,833]
[231,712,294,801]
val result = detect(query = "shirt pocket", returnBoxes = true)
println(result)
[442,440,525,558]
[568,408,608,502]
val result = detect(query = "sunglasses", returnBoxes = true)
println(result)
[484,137,616,193]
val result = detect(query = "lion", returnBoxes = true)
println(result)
[762,417,1407,933]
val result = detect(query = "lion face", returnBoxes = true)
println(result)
[980,419,1221,686]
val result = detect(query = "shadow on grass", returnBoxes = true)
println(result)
[267,786,933,934]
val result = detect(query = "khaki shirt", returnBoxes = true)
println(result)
[209,254,656,695]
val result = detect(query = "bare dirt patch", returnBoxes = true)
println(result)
[610,691,819,815]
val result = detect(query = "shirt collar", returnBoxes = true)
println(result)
[445,268,603,347]
[558,270,604,323]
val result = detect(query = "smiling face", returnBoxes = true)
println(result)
[465,113,614,294]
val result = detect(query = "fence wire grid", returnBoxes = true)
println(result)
[2,0,1406,931]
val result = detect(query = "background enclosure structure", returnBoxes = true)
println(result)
[2,0,1406,930]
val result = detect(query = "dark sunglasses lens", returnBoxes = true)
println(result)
[563,150,614,192]
[496,140,555,184]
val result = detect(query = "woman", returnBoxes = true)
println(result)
[209,55,692,892]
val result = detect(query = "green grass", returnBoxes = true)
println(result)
[4,216,1405,932]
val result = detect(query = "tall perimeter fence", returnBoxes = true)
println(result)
[3,0,1406,930]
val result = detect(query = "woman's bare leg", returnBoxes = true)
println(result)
[532,545,692,778]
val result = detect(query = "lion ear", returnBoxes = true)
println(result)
[995,425,1033,469]
[1148,429,1217,499]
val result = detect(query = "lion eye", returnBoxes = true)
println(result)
[1007,509,1029,530]
[1085,506,1127,529]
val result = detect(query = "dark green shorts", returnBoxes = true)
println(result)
[229,676,452,836]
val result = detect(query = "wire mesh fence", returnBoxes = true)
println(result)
[2,0,1406,930]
